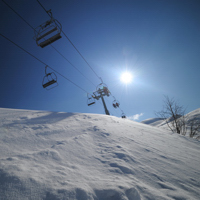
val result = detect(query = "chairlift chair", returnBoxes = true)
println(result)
[96,83,110,97]
[96,82,106,91]
[87,94,95,106]
[121,112,126,118]
[112,99,120,108]
[34,17,62,48]
[42,66,58,90]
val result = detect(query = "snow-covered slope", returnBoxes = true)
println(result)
[142,108,200,138]
[0,108,200,200]
[141,118,164,126]
[185,108,200,122]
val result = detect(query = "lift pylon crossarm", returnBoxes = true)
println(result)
[94,87,110,98]
[92,91,101,99]
[90,83,111,115]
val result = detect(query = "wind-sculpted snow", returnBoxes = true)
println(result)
[0,108,200,199]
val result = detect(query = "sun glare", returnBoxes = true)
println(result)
[120,72,133,84]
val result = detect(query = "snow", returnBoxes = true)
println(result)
[0,107,200,200]
[185,108,200,122]
[141,118,164,126]
[142,108,200,139]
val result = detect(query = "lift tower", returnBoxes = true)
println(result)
[92,85,110,115]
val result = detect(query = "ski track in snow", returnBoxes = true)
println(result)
[0,107,200,200]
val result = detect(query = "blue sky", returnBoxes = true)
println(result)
[0,0,200,121]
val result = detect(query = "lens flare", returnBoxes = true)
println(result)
[120,72,133,84]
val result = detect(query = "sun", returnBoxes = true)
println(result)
[120,72,133,84]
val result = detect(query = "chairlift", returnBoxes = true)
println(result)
[121,112,126,119]
[42,66,58,90]
[96,82,110,96]
[112,99,120,108]
[96,82,108,91]
[34,13,62,48]
[92,91,100,100]
[87,94,95,106]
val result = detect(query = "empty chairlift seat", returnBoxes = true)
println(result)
[34,18,62,48]
[87,94,95,106]
[42,66,58,90]
[42,78,57,88]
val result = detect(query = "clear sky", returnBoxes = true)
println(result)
[0,0,200,122]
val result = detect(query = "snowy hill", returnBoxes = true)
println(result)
[140,118,164,127]
[141,108,200,139]
[0,108,200,200]
[185,108,200,123]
